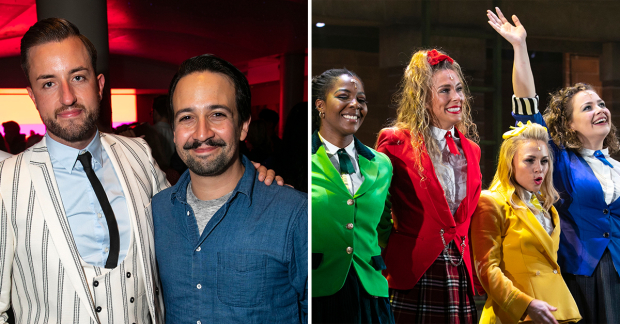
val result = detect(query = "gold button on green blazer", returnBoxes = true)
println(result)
[311,131,393,297]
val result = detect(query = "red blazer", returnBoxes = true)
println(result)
[376,127,481,292]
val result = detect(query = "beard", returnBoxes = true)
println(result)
[43,104,99,143]
[180,137,236,177]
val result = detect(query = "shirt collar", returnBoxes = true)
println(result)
[46,130,102,174]
[318,132,357,158]
[170,154,255,207]
[430,126,456,141]
[580,147,609,157]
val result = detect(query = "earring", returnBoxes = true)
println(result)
[319,111,325,118]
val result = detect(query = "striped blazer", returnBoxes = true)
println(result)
[0,133,167,324]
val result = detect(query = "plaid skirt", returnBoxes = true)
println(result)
[389,241,477,324]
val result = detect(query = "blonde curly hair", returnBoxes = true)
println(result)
[388,49,478,179]
[544,83,620,153]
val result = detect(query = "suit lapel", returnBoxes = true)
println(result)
[455,129,480,223]
[497,187,558,264]
[355,154,377,197]
[27,138,99,322]
[100,134,159,320]
[313,145,351,197]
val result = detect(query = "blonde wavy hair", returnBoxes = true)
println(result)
[544,83,620,153]
[489,123,559,211]
[389,49,478,179]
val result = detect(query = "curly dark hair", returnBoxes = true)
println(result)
[544,83,620,153]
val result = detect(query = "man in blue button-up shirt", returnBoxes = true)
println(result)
[152,54,308,323]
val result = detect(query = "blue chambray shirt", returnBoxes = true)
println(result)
[152,155,308,323]
[46,131,131,267]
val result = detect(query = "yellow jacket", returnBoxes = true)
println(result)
[471,187,581,324]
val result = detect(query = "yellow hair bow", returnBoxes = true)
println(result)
[502,120,547,139]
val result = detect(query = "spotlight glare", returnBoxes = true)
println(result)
[316,22,325,28]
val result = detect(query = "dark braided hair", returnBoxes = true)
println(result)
[544,83,620,153]
[311,68,363,132]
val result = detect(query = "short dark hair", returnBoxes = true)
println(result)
[168,54,251,128]
[20,18,98,83]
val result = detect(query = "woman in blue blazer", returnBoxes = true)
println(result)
[488,8,620,323]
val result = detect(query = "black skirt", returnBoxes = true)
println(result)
[313,265,395,324]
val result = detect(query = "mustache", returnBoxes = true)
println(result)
[183,138,227,150]
[55,104,86,115]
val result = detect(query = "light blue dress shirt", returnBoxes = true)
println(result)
[46,131,130,267]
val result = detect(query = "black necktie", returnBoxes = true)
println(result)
[337,148,355,174]
[77,151,120,269]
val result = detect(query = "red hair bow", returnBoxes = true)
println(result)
[427,49,454,66]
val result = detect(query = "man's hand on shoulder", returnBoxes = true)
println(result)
[252,161,284,186]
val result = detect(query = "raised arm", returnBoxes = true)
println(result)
[487,7,535,98]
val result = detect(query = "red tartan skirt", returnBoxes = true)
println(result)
[388,241,477,324]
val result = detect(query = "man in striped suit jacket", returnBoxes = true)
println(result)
[0,18,167,323]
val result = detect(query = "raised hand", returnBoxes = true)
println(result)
[525,299,559,324]
[487,7,527,47]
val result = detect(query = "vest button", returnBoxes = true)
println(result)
[604,232,610,238]
[346,223,354,230]
[604,209,609,214]
[347,199,354,206]
[96,306,102,313]
[553,270,558,274]
[93,281,99,287]
[346,247,353,254]
[126,272,131,278]
[130,297,135,303]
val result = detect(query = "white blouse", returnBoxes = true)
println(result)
[429,126,468,216]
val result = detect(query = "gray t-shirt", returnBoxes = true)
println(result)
[186,182,233,235]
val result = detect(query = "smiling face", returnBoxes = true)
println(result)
[569,90,611,150]
[316,74,367,147]
[26,36,104,149]
[428,69,464,130]
[172,71,249,177]
[513,140,550,193]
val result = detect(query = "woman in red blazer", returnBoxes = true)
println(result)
[376,49,482,323]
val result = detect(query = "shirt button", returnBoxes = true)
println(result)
[604,209,609,214]
[604,232,610,238]
[553,270,558,274]
[97,213,102,218]
[187,211,190,216]
[130,297,135,303]
[346,247,353,254]
[93,280,99,287]
[535,271,540,276]
[197,284,202,289]
[347,199,354,206]
[126,272,131,278]
[346,223,354,230]
[104,247,109,253]
[196,246,201,252]
[197,321,201,324]
[96,306,102,313]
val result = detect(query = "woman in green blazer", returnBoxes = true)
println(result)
[311,68,394,324]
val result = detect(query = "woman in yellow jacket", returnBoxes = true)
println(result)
[471,121,581,324]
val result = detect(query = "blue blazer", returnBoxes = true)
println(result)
[514,112,620,276]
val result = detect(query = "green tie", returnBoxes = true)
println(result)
[337,148,355,174]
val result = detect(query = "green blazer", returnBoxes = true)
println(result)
[311,131,393,297]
